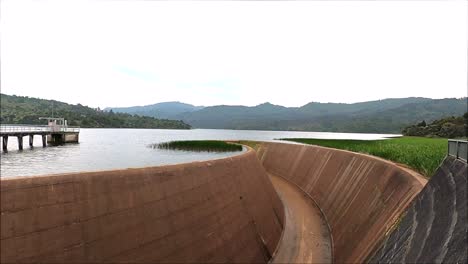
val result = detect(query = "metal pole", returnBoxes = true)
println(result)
[448,140,450,156]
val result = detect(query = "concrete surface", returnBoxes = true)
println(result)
[270,174,332,264]
[2,140,442,264]
[0,150,284,263]
[369,156,467,263]
[257,142,426,263]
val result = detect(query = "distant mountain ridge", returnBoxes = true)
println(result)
[111,97,467,133]
[106,102,204,120]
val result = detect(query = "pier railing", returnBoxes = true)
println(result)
[0,124,80,134]
[448,139,467,162]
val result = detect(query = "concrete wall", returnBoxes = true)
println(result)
[1,150,284,263]
[47,133,79,144]
[64,133,79,143]
[369,156,467,263]
[256,142,426,263]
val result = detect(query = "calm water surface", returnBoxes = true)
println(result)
[0,129,398,177]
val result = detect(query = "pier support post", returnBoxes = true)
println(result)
[2,136,8,152]
[29,135,34,148]
[42,135,47,147]
[17,136,23,150]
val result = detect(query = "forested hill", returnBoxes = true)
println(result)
[176,97,467,133]
[0,94,191,129]
[106,101,204,120]
[109,97,467,133]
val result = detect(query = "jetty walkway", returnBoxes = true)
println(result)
[0,124,80,151]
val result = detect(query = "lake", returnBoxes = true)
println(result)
[0,128,398,177]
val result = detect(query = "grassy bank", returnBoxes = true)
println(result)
[280,137,447,177]
[151,140,243,152]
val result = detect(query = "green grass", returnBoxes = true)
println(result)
[280,137,447,178]
[151,140,243,152]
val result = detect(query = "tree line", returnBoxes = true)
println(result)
[0,94,191,129]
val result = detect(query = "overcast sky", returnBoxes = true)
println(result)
[1,0,467,108]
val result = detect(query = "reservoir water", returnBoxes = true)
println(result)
[0,128,398,178]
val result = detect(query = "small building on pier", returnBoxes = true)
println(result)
[39,117,80,144]
[0,117,80,151]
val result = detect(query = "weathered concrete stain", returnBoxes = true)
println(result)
[257,142,426,263]
[369,156,467,263]
[0,150,284,263]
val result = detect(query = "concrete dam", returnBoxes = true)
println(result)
[1,142,466,263]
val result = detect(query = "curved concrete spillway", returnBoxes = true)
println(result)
[1,142,433,263]
[0,150,284,263]
[257,142,426,263]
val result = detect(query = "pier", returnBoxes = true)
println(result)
[0,117,79,151]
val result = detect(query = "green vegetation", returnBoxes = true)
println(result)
[402,113,468,138]
[152,140,243,152]
[280,137,447,177]
[0,94,191,129]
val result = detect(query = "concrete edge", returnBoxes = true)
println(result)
[268,184,288,264]
[265,140,428,185]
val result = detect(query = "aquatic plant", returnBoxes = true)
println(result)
[151,140,243,152]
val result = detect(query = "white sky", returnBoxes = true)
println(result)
[1,0,467,108]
